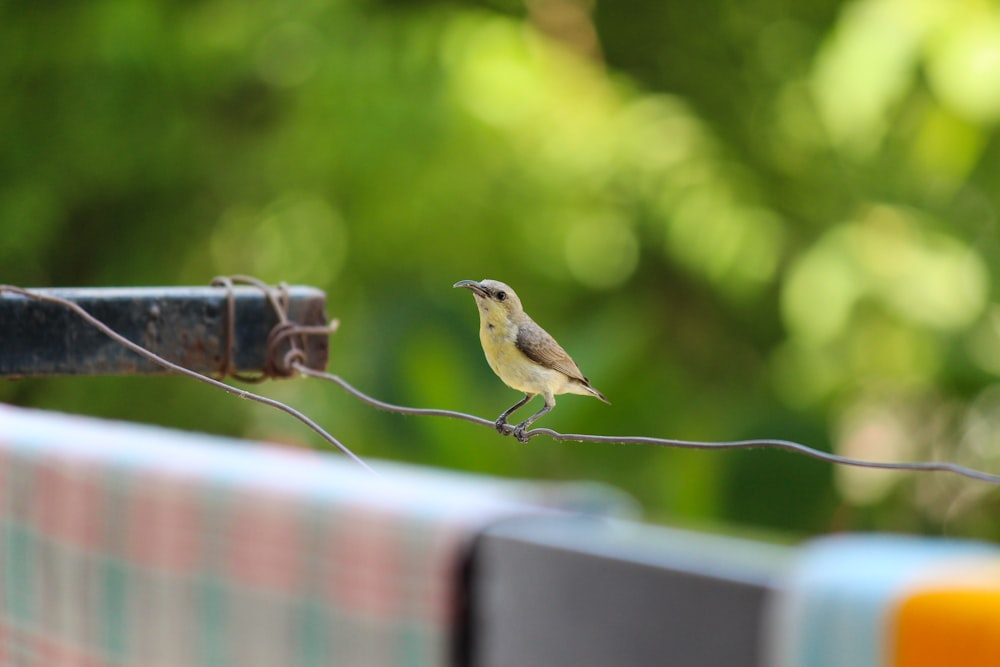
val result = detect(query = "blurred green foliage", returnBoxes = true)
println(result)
[3,0,1000,540]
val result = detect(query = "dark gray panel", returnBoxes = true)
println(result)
[467,517,788,667]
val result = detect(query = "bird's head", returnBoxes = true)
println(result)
[453,279,524,324]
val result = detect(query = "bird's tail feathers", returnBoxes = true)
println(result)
[581,381,610,404]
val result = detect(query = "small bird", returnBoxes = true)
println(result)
[454,279,608,442]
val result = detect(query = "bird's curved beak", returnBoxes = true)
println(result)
[453,279,488,298]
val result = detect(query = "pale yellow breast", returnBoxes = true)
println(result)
[478,319,574,396]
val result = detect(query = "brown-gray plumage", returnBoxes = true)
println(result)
[515,324,596,393]
[454,278,608,441]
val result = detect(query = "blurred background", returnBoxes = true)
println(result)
[2,0,999,541]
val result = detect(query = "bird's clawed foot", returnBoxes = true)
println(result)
[494,416,531,441]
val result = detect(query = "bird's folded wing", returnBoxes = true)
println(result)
[516,321,586,381]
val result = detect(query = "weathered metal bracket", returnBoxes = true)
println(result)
[0,286,329,377]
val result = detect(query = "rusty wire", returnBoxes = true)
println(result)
[211,275,267,383]
[211,275,337,382]
[3,279,1000,486]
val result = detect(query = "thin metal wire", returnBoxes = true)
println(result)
[293,364,1000,486]
[0,284,378,476]
[295,365,499,425]
[529,430,1000,484]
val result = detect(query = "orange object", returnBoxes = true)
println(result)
[893,587,1000,667]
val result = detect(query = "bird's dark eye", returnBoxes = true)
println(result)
[496,291,506,301]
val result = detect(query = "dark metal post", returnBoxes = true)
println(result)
[0,286,329,377]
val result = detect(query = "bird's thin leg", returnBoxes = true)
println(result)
[496,393,534,435]
[512,395,554,443]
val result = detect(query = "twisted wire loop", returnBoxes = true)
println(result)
[210,275,338,381]
[210,276,265,383]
